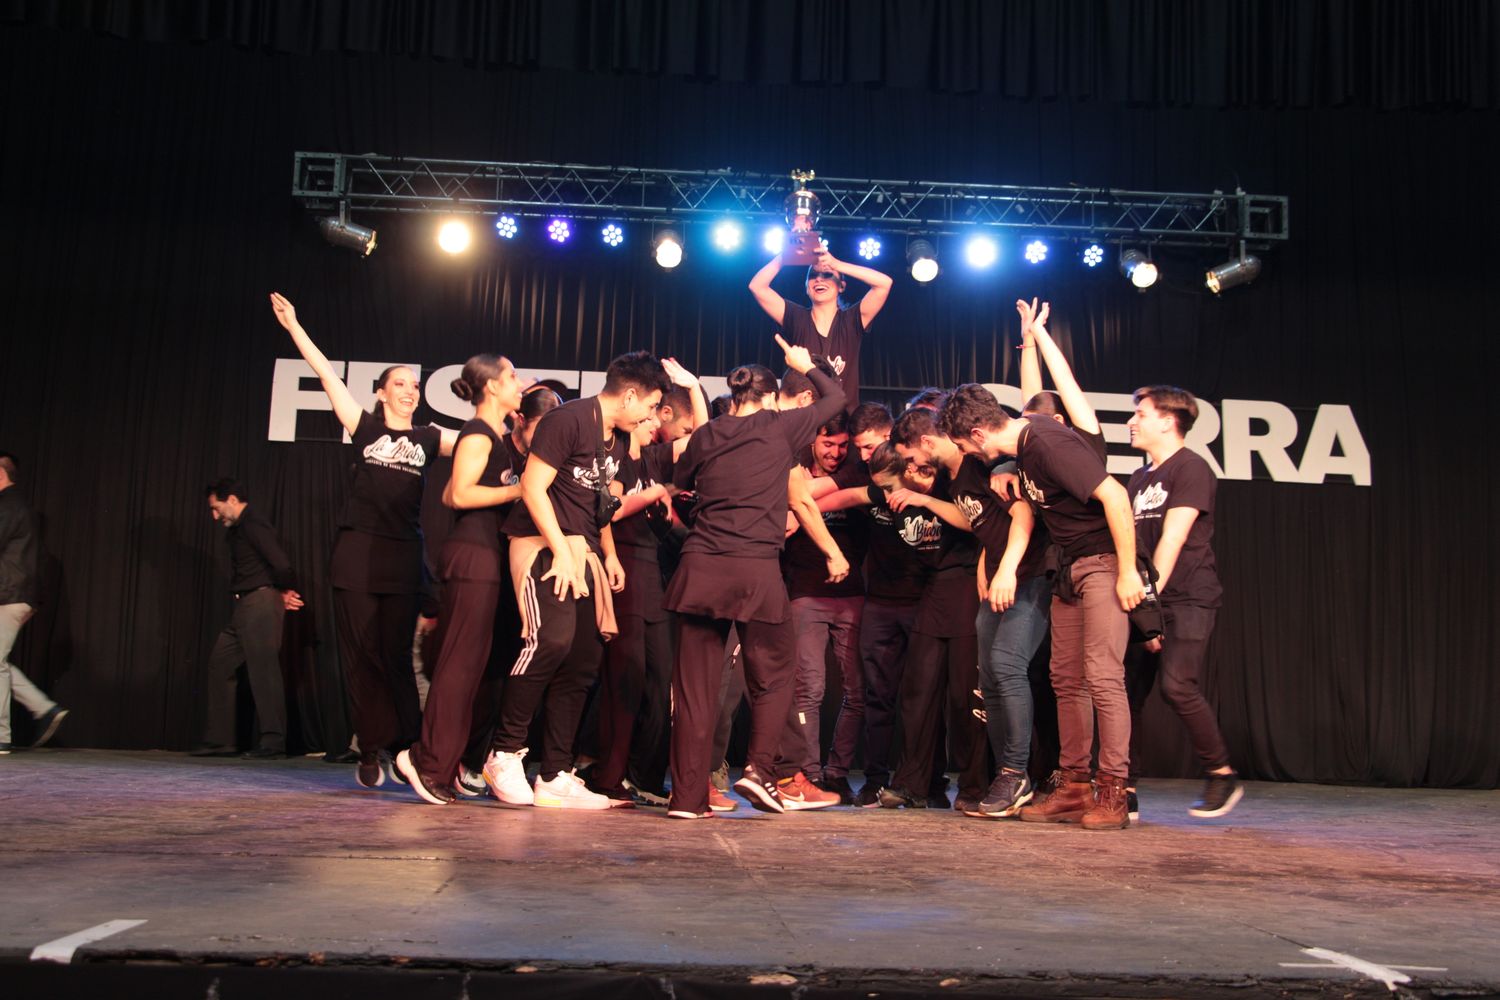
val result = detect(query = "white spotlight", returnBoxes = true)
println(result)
[907,239,939,283]
[654,230,684,269]
[437,219,473,255]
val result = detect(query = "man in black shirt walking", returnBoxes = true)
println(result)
[0,452,68,754]
[196,478,303,759]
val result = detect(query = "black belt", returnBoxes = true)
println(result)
[232,585,272,600]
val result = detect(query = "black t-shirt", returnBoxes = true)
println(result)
[948,455,1046,583]
[1016,414,1114,559]
[447,419,521,550]
[781,300,865,409]
[676,368,846,559]
[225,505,296,594]
[612,441,676,554]
[863,485,933,605]
[1128,447,1222,609]
[339,411,443,539]
[912,474,979,636]
[502,397,627,555]
[783,457,870,600]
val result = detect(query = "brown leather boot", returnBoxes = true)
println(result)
[1082,775,1130,830]
[1019,769,1094,823]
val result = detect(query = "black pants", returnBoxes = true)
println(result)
[594,612,672,793]
[333,589,422,755]
[892,630,987,801]
[203,587,286,751]
[410,559,501,786]
[460,582,524,773]
[1126,604,1228,777]
[492,551,604,779]
[669,615,796,815]
[859,599,917,789]
[711,628,745,768]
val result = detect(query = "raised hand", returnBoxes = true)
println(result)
[269,292,299,331]
[775,333,814,374]
[661,357,699,388]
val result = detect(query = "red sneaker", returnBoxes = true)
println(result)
[776,771,840,810]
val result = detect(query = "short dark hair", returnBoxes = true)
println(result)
[519,383,564,422]
[710,392,734,418]
[659,384,693,419]
[779,356,838,399]
[890,407,941,448]
[1022,391,1068,424]
[867,441,905,480]
[848,402,893,439]
[1133,385,1199,434]
[904,387,949,413]
[0,452,17,482]
[602,350,670,398]
[816,411,849,438]
[938,384,1012,440]
[205,477,246,503]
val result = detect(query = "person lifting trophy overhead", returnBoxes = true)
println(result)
[748,168,894,410]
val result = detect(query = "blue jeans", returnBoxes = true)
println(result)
[974,575,1051,772]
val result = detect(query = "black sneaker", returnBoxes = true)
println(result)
[876,785,925,809]
[1127,786,1140,822]
[732,764,786,814]
[976,770,1034,818]
[33,706,68,748]
[381,750,408,785]
[396,749,455,805]
[1189,772,1243,818]
[954,795,984,815]
[925,789,950,810]
[819,774,857,805]
[854,782,884,808]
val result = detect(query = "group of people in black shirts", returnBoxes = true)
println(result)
[221,249,1240,830]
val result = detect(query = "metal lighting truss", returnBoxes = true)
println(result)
[293,152,1289,248]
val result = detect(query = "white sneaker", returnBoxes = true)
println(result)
[483,748,535,806]
[533,769,612,810]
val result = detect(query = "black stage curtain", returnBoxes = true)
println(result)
[0,19,1496,786]
[7,0,1500,110]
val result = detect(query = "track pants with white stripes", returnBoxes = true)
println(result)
[491,549,604,780]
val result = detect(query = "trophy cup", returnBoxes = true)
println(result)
[782,169,824,266]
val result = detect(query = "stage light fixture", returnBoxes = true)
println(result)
[1206,254,1262,294]
[547,219,572,244]
[858,237,882,260]
[601,223,625,247]
[1120,249,1159,289]
[318,217,377,256]
[964,234,999,270]
[907,239,939,283]
[437,219,472,255]
[1083,243,1105,267]
[495,215,518,240]
[654,229,684,269]
[763,226,786,255]
[712,220,743,252]
[1024,240,1049,264]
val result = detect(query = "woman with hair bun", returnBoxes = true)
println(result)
[268,292,459,789]
[664,334,846,819]
[395,355,527,803]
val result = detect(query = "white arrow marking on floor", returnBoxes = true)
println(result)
[30,920,147,963]
[1278,947,1446,991]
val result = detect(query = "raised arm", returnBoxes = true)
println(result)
[775,334,847,447]
[817,249,892,329]
[1021,299,1100,436]
[749,255,788,325]
[269,292,364,436]
[1018,299,1043,403]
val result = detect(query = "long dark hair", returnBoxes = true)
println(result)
[370,365,409,426]
[449,354,511,405]
[726,364,779,409]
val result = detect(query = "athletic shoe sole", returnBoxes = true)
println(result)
[483,772,535,806]
[974,788,1035,819]
[355,763,386,788]
[453,777,485,798]
[733,776,786,814]
[1188,784,1245,819]
[33,709,68,748]
[534,795,612,810]
[666,809,714,819]
[396,750,450,806]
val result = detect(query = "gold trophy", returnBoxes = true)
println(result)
[782,169,824,266]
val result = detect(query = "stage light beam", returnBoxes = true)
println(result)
[602,223,625,247]
[907,239,939,283]
[712,220,743,252]
[763,226,786,255]
[858,237,882,260]
[437,219,472,254]
[1024,240,1049,264]
[1083,243,1105,267]
[547,219,572,244]
[964,235,999,270]
[654,229,684,269]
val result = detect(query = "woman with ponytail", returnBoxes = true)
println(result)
[268,293,458,789]
[395,355,527,803]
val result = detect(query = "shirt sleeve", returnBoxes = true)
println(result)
[528,404,583,472]
[1166,453,1216,514]
[780,367,847,450]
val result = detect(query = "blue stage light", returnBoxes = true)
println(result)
[857,237,882,260]
[1024,240,1049,264]
[1083,243,1105,267]
[495,215,518,240]
[601,223,624,247]
[547,219,572,244]
[964,234,999,270]
[763,226,785,255]
[713,220,743,252]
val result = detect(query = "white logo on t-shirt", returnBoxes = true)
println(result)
[571,454,620,491]
[363,434,427,474]
[1133,482,1168,517]
[956,494,985,525]
[1020,471,1046,505]
[828,355,847,376]
[501,468,520,487]
[898,513,942,548]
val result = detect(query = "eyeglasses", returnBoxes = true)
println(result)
[809,271,838,282]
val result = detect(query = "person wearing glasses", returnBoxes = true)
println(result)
[749,249,893,410]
